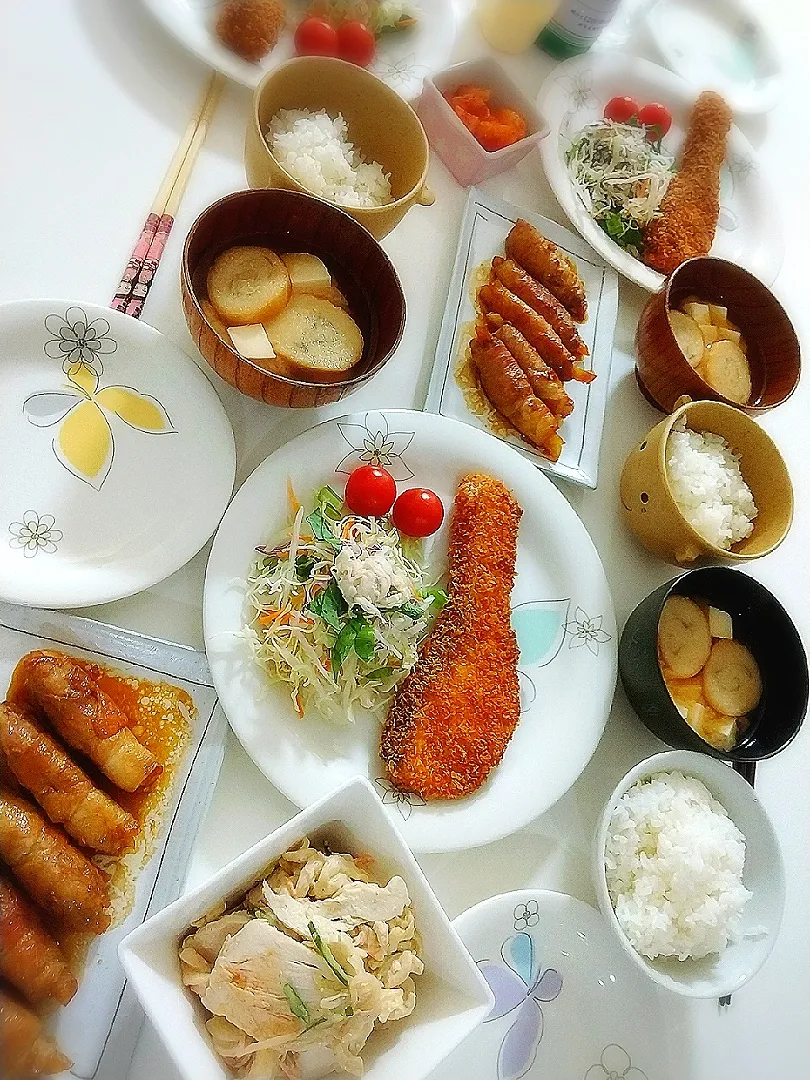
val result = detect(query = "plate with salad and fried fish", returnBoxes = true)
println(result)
[140,0,457,99]
[203,410,616,853]
[538,53,782,291]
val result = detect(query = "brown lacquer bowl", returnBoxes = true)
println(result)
[636,257,800,414]
[181,188,406,408]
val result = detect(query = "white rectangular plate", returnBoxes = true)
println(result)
[0,602,226,1080]
[425,189,619,488]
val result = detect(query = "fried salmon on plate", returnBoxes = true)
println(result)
[380,473,522,800]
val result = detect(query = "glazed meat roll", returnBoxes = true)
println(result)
[8,651,159,793]
[0,787,110,934]
[0,987,71,1077]
[0,702,138,855]
[0,877,77,1008]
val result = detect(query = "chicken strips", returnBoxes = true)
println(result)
[381,474,522,800]
[642,91,732,275]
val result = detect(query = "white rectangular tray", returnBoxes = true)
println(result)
[425,189,619,488]
[0,602,227,1080]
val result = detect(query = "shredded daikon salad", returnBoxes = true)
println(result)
[245,484,445,725]
[566,119,675,257]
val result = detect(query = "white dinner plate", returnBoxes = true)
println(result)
[425,189,619,489]
[204,409,617,853]
[141,0,457,99]
[0,300,235,608]
[537,53,783,292]
[647,0,781,115]
[429,891,677,1080]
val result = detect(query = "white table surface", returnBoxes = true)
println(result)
[1,2,808,1078]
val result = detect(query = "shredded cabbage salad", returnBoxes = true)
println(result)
[245,484,445,725]
[566,119,674,257]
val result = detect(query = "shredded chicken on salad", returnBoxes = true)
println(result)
[566,119,675,257]
[244,485,445,725]
[180,837,423,1080]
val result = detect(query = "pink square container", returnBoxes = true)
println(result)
[416,57,548,187]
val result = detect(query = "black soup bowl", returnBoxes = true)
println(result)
[619,567,808,762]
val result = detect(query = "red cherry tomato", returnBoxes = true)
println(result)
[345,465,397,517]
[294,16,339,57]
[603,95,639,124]
[336,20,376,68]
[392,488,444,538]
[638,101,672,140]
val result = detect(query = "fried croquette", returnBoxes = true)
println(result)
[215,0,286,63]
[642,91,732,275]
[380,474,522,800]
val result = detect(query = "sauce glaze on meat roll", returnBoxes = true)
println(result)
[0,702,138,855]
[0,987,71,1077]
[0,877,77,1008]
[8,651,159,793]
[0,787,110,934]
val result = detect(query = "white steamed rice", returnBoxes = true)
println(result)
[267,109,393,209]
[604,771,751,960]
[666,419,757,550]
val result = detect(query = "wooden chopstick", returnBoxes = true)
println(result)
[111,72,225,319]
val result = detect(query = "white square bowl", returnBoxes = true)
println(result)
[416,56,548,187]
[119,776,493,1080]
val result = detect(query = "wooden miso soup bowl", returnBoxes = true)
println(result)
[636,257,800,414]
[181,189,405,409]
[246,56,433,240]
[620,400,793,565]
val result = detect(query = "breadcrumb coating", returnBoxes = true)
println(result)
[215,0,286,63]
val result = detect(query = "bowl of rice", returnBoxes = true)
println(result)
[594,750,785,998]
[620,399,793,564]
[246,57,432,239]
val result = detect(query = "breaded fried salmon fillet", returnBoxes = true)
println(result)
[380,474,522,800]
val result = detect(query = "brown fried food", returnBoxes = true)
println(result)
[505,219,587,322]
[489,318,575,420]
[0,787,111,934]
[0,877,77,1009]
[479,281,577,380]
[0,987,70,1077]
[0,703,138,856]
[381,474,522,800]
[215,0,286,63]
[642,91,732,275]
[470,334,562,459]
[491,257,588,359]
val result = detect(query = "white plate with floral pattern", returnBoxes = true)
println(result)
[429,890,677,1080]
[537,53,783,292]
[140,0,457,100]
[0,299,236,608]
[203,410,617,853]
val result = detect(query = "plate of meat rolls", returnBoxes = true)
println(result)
[426,190,618,489]
[0,603,225,1079]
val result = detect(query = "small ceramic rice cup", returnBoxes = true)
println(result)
[593,750,785,998]
[245,57,432,240]
[416,57,548,187]
[620,400,793,565]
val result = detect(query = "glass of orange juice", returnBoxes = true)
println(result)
[476,0,560,53]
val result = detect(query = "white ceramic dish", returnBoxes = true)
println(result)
[0,601,227,1080]
[425,190,618,489]
[428,890,678,1080]
[647,0,781,115]
[203,409,617,853]
[0,299,235,608]
[416,57,548,187]
[119,776,494,1080]
[537,53,783,292]
[594,750,785,998]
[140,0,457,100]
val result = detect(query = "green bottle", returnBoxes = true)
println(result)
[537,0,622,58]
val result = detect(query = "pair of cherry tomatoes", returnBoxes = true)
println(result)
[603,95,672,141]
[294,16,376,68]
[344,465,444,538]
